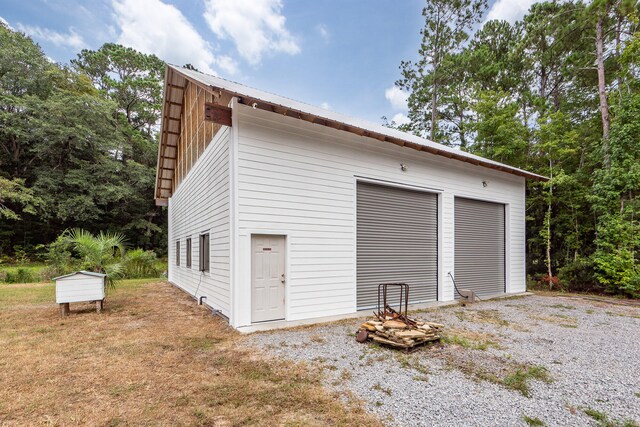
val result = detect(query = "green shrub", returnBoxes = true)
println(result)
[593,247,640,298]
[557,258,600,293]
[45,234,77,277]
[3,267,35,283]
[123,248,161,279]
[42,229,162,283]
[39,265,65,282]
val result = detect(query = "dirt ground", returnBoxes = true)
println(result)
[0,280,379,426]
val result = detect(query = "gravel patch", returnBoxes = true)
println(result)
[245,295,640,426]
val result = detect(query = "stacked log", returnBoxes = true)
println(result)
[357,318,444,350]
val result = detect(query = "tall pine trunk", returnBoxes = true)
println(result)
[596,15,611,168]
[545,160,554,289]
[430,81,438,141]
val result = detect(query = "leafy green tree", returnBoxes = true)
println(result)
[397,0,640,295]
[0,177,41,220]
[468,19,526,94]
[590,92,640,296]
[72,44,166,248]
[0,25,167,256]
[469,90,530,167]
[398,0,487,143]
[72,43,164,133]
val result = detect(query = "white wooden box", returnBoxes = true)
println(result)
[54,271,106,304]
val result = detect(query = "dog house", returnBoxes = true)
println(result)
[54,271,107,316]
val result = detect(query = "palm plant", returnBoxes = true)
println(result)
[65,228,126,289]
[123,248,161,279]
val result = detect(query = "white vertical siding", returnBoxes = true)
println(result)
[168,126,231,316]
[233,103,526,326]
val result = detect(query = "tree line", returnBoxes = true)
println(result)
[393,0,639,296]
[1,0,639,296]
[0,23,166,258]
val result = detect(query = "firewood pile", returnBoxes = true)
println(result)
[356,305,444,350]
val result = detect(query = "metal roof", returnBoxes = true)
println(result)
[53,271,107,280]
[154,65,547,203]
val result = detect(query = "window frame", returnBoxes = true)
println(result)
[186,238,192,268]
[175,240,180,266]
[199,233,210,272]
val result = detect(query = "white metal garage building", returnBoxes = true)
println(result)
[155,65,546,331]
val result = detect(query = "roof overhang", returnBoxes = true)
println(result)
[155,65,547,204]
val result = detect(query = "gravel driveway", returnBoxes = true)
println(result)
[246,295,640,426]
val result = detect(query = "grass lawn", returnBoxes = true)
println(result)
[0,279,378,426]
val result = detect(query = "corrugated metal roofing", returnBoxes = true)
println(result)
[155,64,547,203]
[53,271,107,280]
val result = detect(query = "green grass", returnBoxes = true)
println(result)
[442,333,499,351]
[546,304,576,310]
[523,415,545,426]
[503,366,552,397]
[396,354,430,377]
[584,409,609,424]
[582,408,639,427]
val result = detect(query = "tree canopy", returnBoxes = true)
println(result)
[396,0,640,296]
[0,24,166,256]
[1,1,639,297]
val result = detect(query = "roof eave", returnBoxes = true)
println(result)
[168,65,548,182]
[153,66,548,203]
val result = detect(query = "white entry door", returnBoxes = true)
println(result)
[251,235,286,323]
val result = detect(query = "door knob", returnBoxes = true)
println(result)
[280,273,285,283]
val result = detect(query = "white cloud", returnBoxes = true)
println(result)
[391,113,410,126]
[216,55,239,75]
[203,0,300,65]
[15,23,87,50]
[385,86,409,111]
[485,0,541,24]
[320,102,331,110]
[112,0,237,75]
[0,16,13,30]
[316,24,329,42]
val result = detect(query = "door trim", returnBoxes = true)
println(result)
[250,233,287,324]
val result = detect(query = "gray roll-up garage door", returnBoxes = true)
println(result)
[357,181,438,309]
[454,197,505,298]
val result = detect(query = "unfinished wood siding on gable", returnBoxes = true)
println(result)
[174,80,221,191]
[168,125,231,316]
[233,103,526,326]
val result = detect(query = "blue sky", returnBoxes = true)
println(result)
[1,0,538,124]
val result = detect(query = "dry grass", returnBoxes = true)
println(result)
[531,313,578,328]
[441,327,501,351]
[434,344,552,397]
[0,280,380,426]
[532,291,640,307]
[453,308,529,332]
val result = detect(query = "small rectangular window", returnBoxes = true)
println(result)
[186,238,192,268]
[199,233,210,272]
[175,240,180,266]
